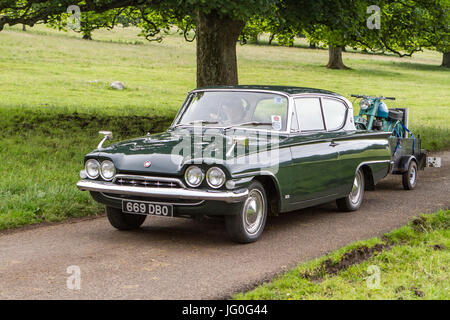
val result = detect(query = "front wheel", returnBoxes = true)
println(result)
[225,181,268,243]
[402,161,418,190]
[336,168,365,212]
[106,206,146,230]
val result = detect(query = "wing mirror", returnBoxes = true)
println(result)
[97,131,113,149]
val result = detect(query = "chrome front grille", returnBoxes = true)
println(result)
[113,175,184,188]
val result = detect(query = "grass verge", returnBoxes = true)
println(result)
[235,209,450,300]
[0,109,173,229]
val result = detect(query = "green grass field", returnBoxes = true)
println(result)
[0,25,449,229]
[235,210,450,300]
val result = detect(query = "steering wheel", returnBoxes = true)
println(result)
[209,106,229,122]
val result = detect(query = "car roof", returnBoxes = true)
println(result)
[192,85,341,97]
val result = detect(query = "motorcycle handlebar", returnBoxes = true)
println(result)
[351,94,396,101]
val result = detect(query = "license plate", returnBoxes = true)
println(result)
[122,200,173,217]
[426,157,441,168]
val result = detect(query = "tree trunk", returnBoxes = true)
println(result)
[196,11,245,87]
[441,52,450,68]
[268,34,275,46]
[326,46,350,69]
[82,32,92,40]
[22,24,26,31]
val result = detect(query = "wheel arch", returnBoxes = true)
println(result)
[253,174,281,216]
[393,155,417,174]
[358,164,375,191]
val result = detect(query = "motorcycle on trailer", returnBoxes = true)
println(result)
[351,94,427,190]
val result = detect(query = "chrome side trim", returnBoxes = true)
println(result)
[99,192,205,206]
[289,193,339,205]
[355,160,391,175]
[232,169,279,179]
[77,180,248,203]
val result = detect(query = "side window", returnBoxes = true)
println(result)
[322,99,347,131]
[252,96,288,131]
[294,98,325,131]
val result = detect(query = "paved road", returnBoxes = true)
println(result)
[0,151,448,299]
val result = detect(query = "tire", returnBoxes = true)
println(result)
[388,109,403,121]
[225,181,268,243]
[336,168,365,212]
[106,206,146,230]
[402,161,418,190]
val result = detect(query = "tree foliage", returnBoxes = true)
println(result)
[0,0,278,32]
[47,9,127,40]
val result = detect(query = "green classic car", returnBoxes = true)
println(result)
[77,86,393,243]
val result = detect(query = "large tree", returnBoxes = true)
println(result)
[0,0,280,87]
[416,0,449,67]
[304,0,368,69]
[278,0,448,69]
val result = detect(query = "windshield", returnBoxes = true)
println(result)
[175,91,289,131]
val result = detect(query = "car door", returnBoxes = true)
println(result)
[288,97,339,204]
[320,97,353,196]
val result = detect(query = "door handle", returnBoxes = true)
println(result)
[329,141,339,147]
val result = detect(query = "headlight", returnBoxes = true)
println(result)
[206,167,226,189]
[85,159,100,179]
[185,166,204,187]
[360,99,371,110]
[100,160,116,181]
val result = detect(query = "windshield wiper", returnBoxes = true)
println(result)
[173,120,219,128]
[223,121,272,130]
[188,120,219,125]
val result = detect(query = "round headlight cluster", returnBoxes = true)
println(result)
[85,159,116,181]
[360,99,371,110]
[184,166,204,187]
[100,160,116,181]
[184,166,226,189]
[206,167,226,189]
[85,159,100,179]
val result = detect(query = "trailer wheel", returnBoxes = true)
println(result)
[402,161,418,190]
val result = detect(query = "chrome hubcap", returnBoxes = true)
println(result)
[409,166,416,185]
[350,170,363,204]
[243,189,264,235]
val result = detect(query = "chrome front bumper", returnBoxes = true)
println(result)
[76,180,248,203]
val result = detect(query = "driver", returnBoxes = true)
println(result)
[220,97,245,123]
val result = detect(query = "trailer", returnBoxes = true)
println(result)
[352,95,439,190]
[387,108,427,189]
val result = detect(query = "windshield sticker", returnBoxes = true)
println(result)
[274,97,284,104]
[271,115,282,130]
